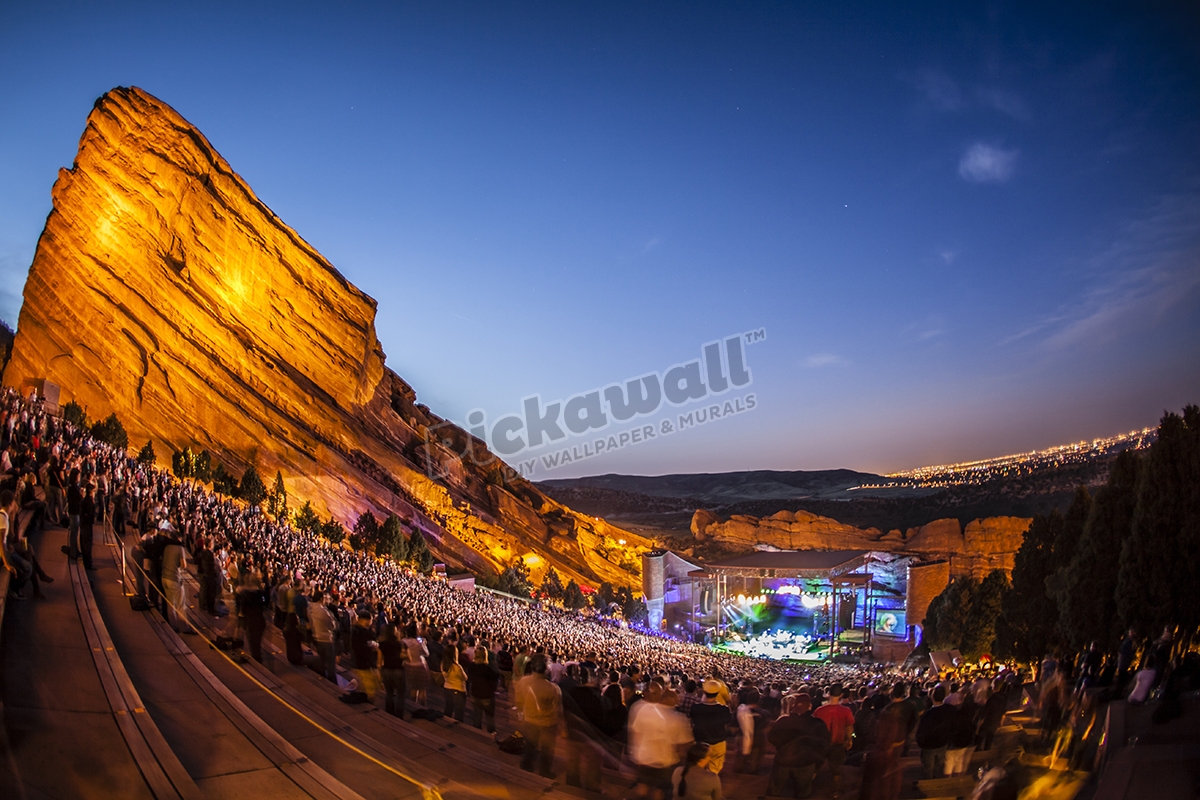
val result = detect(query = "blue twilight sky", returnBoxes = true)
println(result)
[2,1,1199,480]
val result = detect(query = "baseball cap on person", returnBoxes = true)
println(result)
[703,679,722,695]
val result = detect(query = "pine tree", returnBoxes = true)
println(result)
[171,448,196,482]
[539,568,565,601]
[923,576,977,652]
[617,587,648,624]
[211,463,240,496]
[595,581,617,612]
[293,501,321,537]
[193,450,212,484]
[1117,406,1200,637]
[376,514,408,561]
[321,516,346,545]
[996,511,1063,661]
[1060,450,1140,650]
[62,400,89,429]
[89,413,128,450]
[351,510,380,552]
[136,439,156,466]
[239,465,267,507]
[961,570,1009,659]
[497,559,532,597]
[267,471,288,520]
[562,579,587,610]
[1045,487,1091,617]
[408,529,435,573]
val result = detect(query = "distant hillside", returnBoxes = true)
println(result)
[541,468,886,502]
[538,448,1140,539]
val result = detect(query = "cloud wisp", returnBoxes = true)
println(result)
[802,353,847,368]
[909,69,1029,121]
[958,143,1019,183]
[1003,191,1200,351]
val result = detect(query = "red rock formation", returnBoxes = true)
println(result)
[691,508,1029,576]
[4,87,650,588]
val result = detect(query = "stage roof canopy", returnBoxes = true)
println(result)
[690,549,870,578]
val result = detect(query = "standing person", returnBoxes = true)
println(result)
[308,590,338,683]
[515,654,563,779]
[194,538,219,615]
[673,742,724,800]
[239,574,268,663]
[110,482,128,537]
[442,647,468,722]
[468,646,499,733]
[563,667,607,793]
[130,530,152,606]
[513,643,531,686]
[813,684,856,797]
[497,642,515,697]
[426,628,446,707]
[766,693,830,799]
[79,483,98,570]
[943,696,977,777]
[1116,628,1138,690]
[602,681,628,743]
[735,688,770,774]
[282,610,304,665]
[859,685,910,800]
[146,523,172,617]
[689,679,734,774]
[977,684,1007,753]
[914,685,954,780]
[379,623,407,718]
[46,456,65,526]
[64,469,82,560]
[160,524,189,633]
[401,623,430,709]
[628,683,694,800]
[345,611,380,705]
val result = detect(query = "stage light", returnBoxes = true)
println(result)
[737,594,745,603]
[801,593,821,609]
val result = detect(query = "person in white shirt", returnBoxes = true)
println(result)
[628,683,694,800]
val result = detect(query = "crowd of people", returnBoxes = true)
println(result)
[721,629,817,661]
[2,386,1194,800]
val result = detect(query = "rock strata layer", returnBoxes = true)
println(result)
[693,508,1030,576]
[4,86,649,588]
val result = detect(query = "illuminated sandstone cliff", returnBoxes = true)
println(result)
[692,508,1030,576]
[4,86,649,588]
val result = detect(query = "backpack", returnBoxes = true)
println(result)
[497,730,525,755]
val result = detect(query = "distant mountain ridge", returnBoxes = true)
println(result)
[538,426,1156,538]
[540,468,884,503]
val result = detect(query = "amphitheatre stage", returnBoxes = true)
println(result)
[643,548,913,662]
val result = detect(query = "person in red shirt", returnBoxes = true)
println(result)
[813,683,856,798]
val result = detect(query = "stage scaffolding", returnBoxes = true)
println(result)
[687,550,888,659]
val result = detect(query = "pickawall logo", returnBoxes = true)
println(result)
[422,329,765,479]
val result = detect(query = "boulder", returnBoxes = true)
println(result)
[691,508,720,539]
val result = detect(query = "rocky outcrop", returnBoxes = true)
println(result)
[691,509,1030,576]
[4,86,650,588]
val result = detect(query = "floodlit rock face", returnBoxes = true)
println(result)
[691,508,1029,576]
[4,86,649,588]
